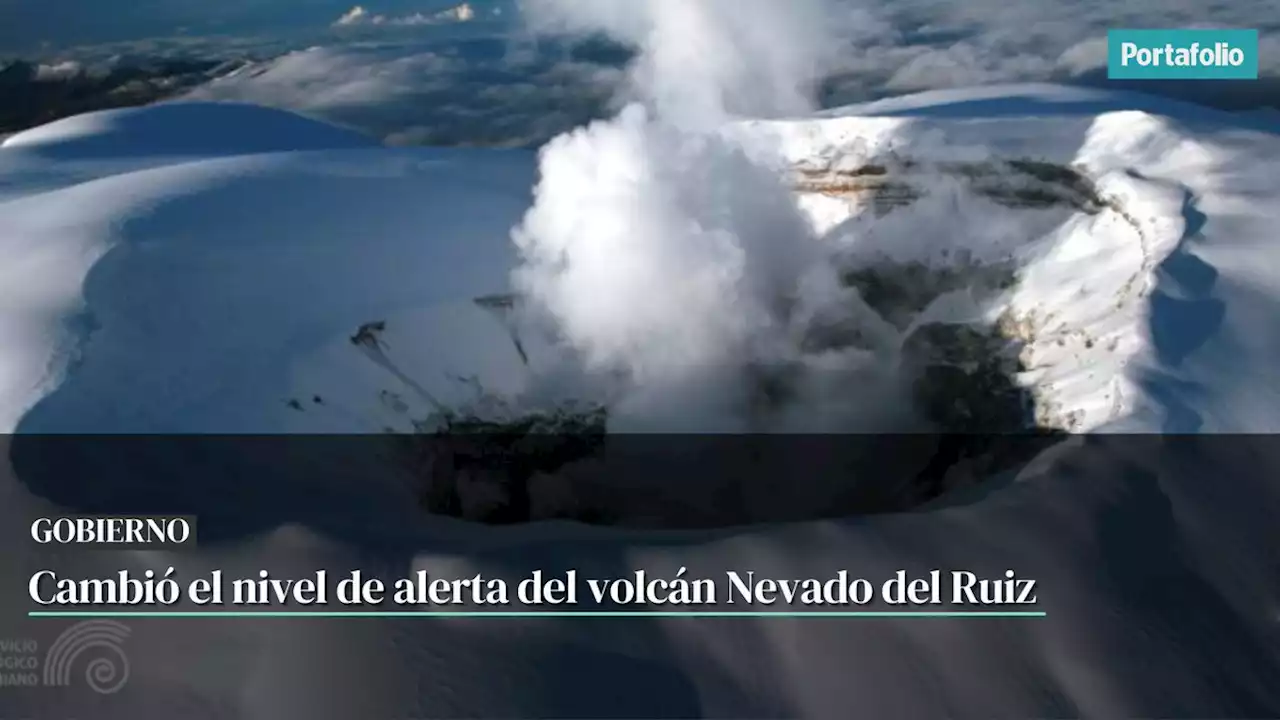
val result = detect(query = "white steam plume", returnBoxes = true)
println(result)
[519,0,845,126]
[511,0,907,431]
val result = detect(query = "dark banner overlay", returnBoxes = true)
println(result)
[8,433,1279,532]
[2,433,1279,718]
[9,432,1084,534]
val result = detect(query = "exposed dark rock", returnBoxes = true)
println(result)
[0,56,243,134]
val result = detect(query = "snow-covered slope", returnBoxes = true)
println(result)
[1,102,377,159]
[2,90,1279,717]
[0,101,534,434]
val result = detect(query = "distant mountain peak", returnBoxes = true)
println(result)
[333,2,476,28]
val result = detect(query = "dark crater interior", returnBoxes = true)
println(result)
[384,158,1102,529]
[397,257,1067,529]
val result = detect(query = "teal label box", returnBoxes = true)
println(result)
[1107,29,1259,80]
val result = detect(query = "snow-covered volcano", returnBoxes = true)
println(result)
[4,85,1276,438]
[2,86,1279,716]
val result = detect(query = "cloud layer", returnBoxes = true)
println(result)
[213,0,1280,145]
[182,40,626,147]
[9,0,1278,147]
